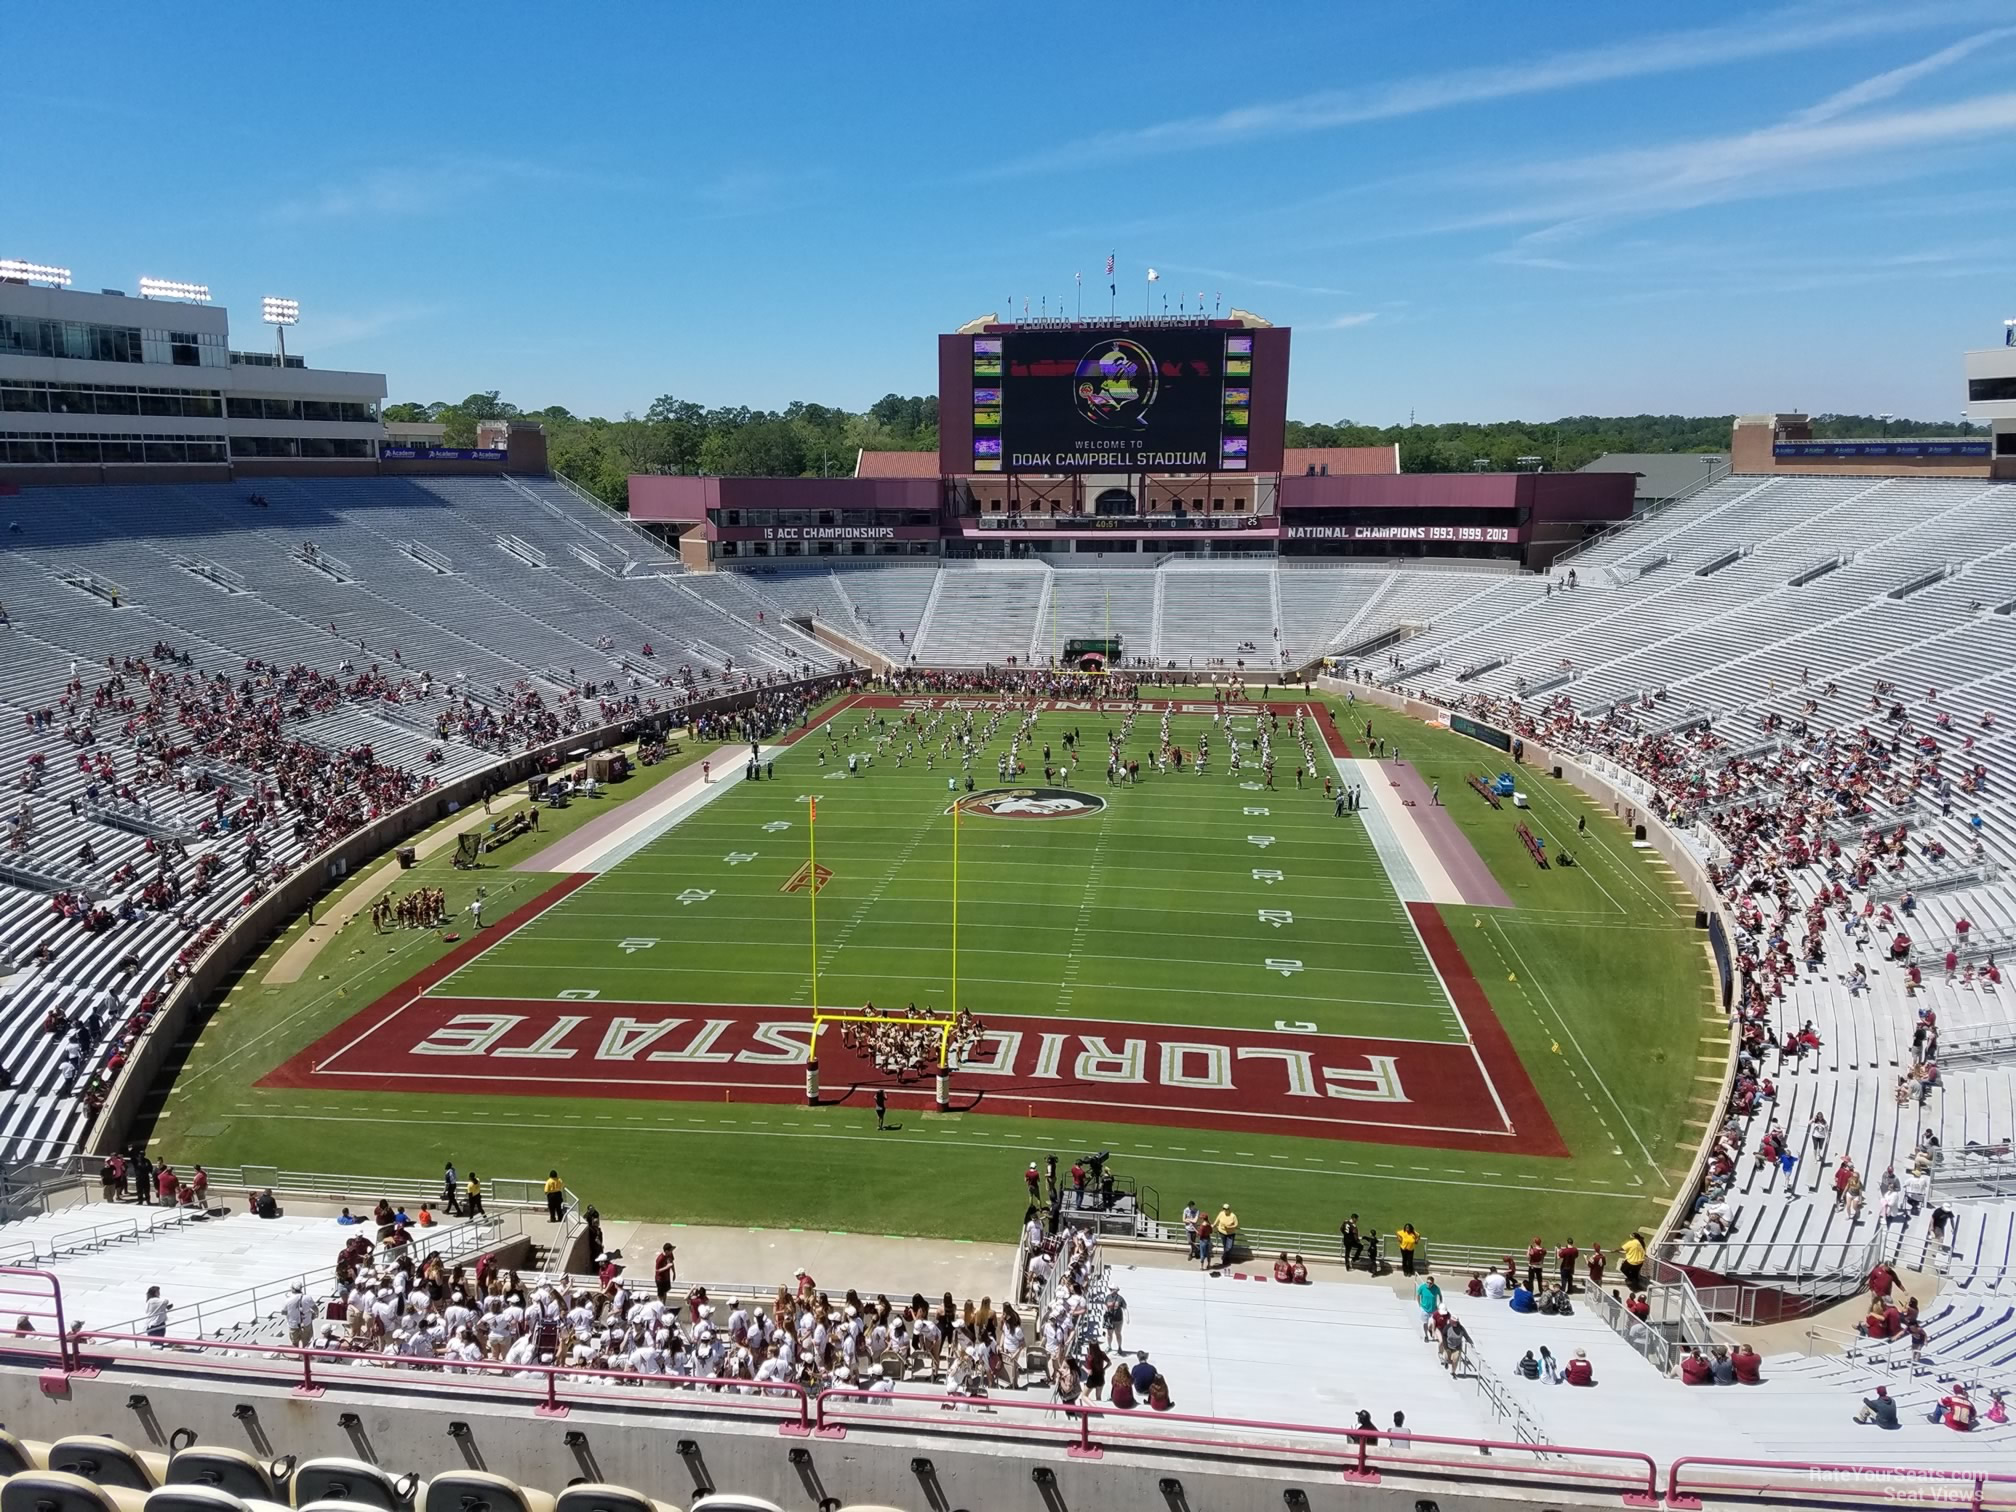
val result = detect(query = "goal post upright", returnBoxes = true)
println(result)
[804,795,819,1106]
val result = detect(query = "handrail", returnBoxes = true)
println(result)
[811,1387,1660,1498]
[1551,457,1733,570]
[1668,1454,2016,1512]
[20,1267,2016,1506]
[47,1320,815,1434]
[93,1211,517,1339]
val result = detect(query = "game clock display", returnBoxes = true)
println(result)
[972,327,1254,473]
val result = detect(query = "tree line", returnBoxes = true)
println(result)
[1283,413,1985,475]
[382,392,939,506]
[382,391,1980,507]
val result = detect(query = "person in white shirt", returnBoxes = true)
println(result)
[283,1284,318,1347]
[143,1286,172,1339]
[1483,1271,1508,1300]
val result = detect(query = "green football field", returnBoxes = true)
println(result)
[147,691,1721,1253]
[441,704,1459,1043]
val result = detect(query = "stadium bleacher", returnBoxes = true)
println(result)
[0,476,850,1168]
[13,467,2016,1494]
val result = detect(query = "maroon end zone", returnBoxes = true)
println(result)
[262,892,1562,1156]
[845,694,1351,757]
[266,997,1537,1151]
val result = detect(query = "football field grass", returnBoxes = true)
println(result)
[148,690,1720,1255]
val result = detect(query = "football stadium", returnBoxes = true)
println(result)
[9,110,2016,1512]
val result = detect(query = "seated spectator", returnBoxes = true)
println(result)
[1515,1349,1541,1380]
[1710,1346,1736,1385]
[1564,1349,1595,1386]
[1730,1343,1763,1384]
[1108,1364,1135,1409]
[1273,1252,1294,1283]
[1856,1386,1900,1428]
[1931,1386,1976,1430]
[1483,1269,1508,1300]
[1288,1255,1309,1284]
[1466,1271,1486,1298]
[1680,1347,1713,1385]
[1509,1282,1536,1313]
[337,1208,360,1225]
[1147,1373,1172,1411]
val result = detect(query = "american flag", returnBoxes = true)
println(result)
[1105,253,1114,276]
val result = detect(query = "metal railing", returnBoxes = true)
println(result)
[1550,457,1733,570]
[6,1293,1666,1501]
[29,1266,2016,1505]
[93,1210,521,1339]
[1668,1455,2016,1512]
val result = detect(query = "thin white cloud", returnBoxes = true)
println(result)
[1789,26,2016,125]
[1143,263,1353,298]
[1466,90,2016,246]
[986,3,2001,175]
[1320,313,1379,330]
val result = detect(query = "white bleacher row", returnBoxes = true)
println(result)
[1388,476,2016,1308]
[0,477,854,1170]
[731,559,1507,671]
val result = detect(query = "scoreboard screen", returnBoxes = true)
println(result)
[969,326,1256,474]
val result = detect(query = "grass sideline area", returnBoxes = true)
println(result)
[141,690,1718,1255]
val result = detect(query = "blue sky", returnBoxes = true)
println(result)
[12,1,2015,425]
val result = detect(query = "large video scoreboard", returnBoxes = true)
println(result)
[944,321,1288,476]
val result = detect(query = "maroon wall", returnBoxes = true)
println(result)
[629,474,943,524]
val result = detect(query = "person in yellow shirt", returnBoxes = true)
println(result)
[1619,1231,1648,1292]
[544,1170,565,1223]
[1212,1204,1240,1266]
[465,1172,484,1218]
[1397,1222,1422,1276]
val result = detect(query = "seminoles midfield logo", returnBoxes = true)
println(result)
[953,787,1106,819]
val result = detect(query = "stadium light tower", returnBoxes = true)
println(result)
[137,277,212,304]
[2004,317,2015,348]
[262,296,300,364]
[0,259,73,288]
[1879,412,1892,439]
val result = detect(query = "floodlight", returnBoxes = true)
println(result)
[261,296,300,325]
[138,277,212,302]
[0,259,72,288]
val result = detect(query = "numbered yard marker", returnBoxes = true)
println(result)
[557,989,601,1000]
[762,820,792,833]
[1273,1019,1318,1032]
[724,852,758,866]
[675,889,715,906]
[1243,806,1270,816]
[1247,835,1276,848]
[1264,959,1306,977]
[619,937,659,954]
[1258,909,1294,929]
[1239,781,1265,791]
[1252,868,1285,884]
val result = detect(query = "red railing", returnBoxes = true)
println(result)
[1668,1455,2016,1512]
[813,1386,1660,1498]
[46,1323,812,1434]
[17,1267,2016,1510]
